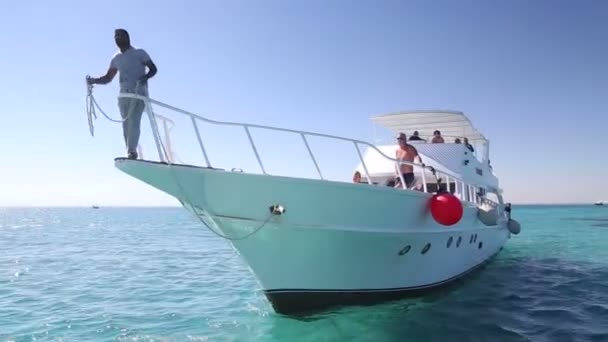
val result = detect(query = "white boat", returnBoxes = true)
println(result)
[87,88,522,315]
[595,201,605,206]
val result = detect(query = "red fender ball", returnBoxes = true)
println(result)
[430,193,463,226]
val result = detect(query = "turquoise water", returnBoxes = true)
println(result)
[1,205,607,341]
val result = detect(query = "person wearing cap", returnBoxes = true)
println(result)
[86,28,158,160]
[395,132,423,189]
[431,130,445,143]
[408,130,424,141]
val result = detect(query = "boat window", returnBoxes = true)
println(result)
[398,245,411,256]
[456,236,462,247]
[478,241,483,249]
[447,236,453,248]
[421,243,431,254]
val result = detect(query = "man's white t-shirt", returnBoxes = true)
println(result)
[110,47,151,96]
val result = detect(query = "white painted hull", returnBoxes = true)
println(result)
[115,158,511,314]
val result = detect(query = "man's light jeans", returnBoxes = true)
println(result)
[118,97,145,153]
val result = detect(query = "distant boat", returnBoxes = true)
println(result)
[92,205,100,209]
[595,201,605,206]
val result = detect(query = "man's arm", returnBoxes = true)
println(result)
[142,60,157,81]
[88,65,117,85]
[139,49,157,82]
[394,150,402,174]
[413,146,424,164]
[87,65,118,84]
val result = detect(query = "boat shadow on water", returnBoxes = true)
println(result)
[265,255,608,341]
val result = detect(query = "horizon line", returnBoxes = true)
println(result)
[0,202,602,208]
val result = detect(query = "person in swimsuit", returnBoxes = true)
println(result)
[395,132,424,188]
[431,130,445,143]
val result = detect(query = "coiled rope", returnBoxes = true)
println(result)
[86,83,127,137]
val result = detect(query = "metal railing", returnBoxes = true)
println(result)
[120,92,495,205]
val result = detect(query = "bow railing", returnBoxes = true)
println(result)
[114,92,494,206]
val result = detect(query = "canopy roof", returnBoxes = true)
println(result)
[371,110,487,142]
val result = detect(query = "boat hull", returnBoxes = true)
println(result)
[115,158,510,314]
[264,249,500,314]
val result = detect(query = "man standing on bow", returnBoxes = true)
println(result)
[86,28,158,159]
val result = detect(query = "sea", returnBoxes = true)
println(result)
[1,205,607,342]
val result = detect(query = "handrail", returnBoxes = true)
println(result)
[122,93,453,175]
[119,92,496,203]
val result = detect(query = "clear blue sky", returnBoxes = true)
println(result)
[0,0,606,206]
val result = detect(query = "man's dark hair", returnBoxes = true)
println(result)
[115,28,130,37]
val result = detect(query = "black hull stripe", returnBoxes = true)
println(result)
[264,250,501,315]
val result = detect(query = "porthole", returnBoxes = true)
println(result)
[478,241,483,249]
[470,235,474,244]
[398,245,411,256]
[473,234,477,243]
[421,243,431,254]
[447,236,453,248]
[456,236,462,247]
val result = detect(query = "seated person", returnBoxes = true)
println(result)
[408,130,424,141]
[454,138,462,144]
[431,130,445,143]
[352,171,362,183]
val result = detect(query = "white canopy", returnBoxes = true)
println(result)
[370,110,487,142]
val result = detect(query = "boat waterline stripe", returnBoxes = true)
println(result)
[265,250,499,294]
